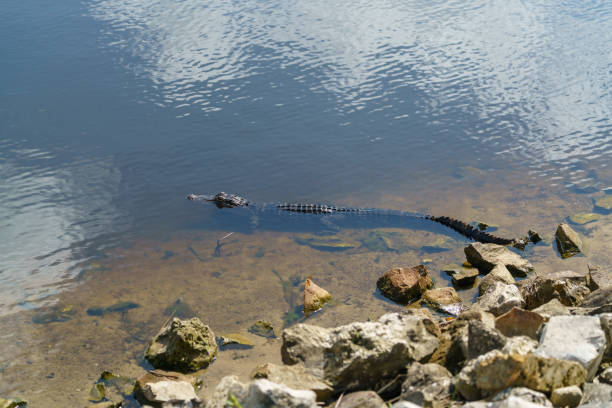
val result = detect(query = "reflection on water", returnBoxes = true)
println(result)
[91,0,612,176]
[0,142,129,315]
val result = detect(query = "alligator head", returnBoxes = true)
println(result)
[187,192,249,208]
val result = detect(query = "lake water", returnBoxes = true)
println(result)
[1,0,611,406]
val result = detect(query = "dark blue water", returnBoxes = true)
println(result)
[2,0,612,315]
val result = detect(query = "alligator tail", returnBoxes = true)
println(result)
[426,215,519,246]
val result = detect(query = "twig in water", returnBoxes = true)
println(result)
[213,232,234,257]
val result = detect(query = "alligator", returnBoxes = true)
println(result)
[187,192,538,250]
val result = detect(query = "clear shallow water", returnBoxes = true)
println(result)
[1,0,612,405]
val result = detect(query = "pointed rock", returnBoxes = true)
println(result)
[555,223,583,258]
[303,278,331,315]
[476,282,525,316]
[478,264,515,295]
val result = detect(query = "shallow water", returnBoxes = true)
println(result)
[1,0,611,406]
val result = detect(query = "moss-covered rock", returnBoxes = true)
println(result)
[569,213,600,225]
[594,195,612,213]
[145,317,217,372]
[249,320,277,338]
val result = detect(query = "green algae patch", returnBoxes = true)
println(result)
[248,320,276,338]
[89,370,134,403]
[218,333,255,349]
[294,234,354,251]
[594,195,612,213]
[32,304,76,324]
[359,230,399,252]
[568,213,600,225]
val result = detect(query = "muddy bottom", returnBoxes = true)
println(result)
[1,169,611,407]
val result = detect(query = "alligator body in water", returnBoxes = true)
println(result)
[188,192,536,250]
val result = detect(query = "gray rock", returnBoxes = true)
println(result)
[134,370,202,408]
[281,311,439,391]
[466,320,507,360]
[519,271,591,310]
[141,380,201,408]
[445,305,497,372]
[531,298,570,320]
[599,367,612,384]
[478,264,516,296]
[206,376,318,408]
[391,402,422,408]
[250,363,333,401]
[535,315,606,380]
[588,265,612,290]
[600,313,612,363]
[400,362,452,408]
[555,223,583,258]
[448,267,480,287]
[145,317,217,372]
[491,387,552,407]
[465,243,534,277]
[476,282,525,316]
[455,350,587,401]
[581,287,612,308]
[335,391,386,408]
[501,336,538,355]
[580,382,612,406]
[550,385,582,408]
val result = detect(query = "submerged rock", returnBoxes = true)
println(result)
[251,363,333,402]
[519,270,591,310]
[86,301,140,317]
[217,333,255,349]
[303,278,331,316]
[569,213,600,225]
[476,282,524,316]
[465,243,534,277]
[478,264,515,296]
[555,223,583,258]
[400,362,452,408]
[495,307,544,340]
[535,315,606,380]
[294,234,354,252]
[249,320,277,339]
[207,376,318,408]
[145,317,217,372]
[376,265,433,304]
[281,311,439,391]
[32,304,76,324]
[594,195,612,213]
[422,287,464,316]
[444,264,479,287]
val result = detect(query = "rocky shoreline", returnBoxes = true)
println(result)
[2,223,611,408]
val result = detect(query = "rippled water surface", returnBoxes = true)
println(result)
[1,0,611,405]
